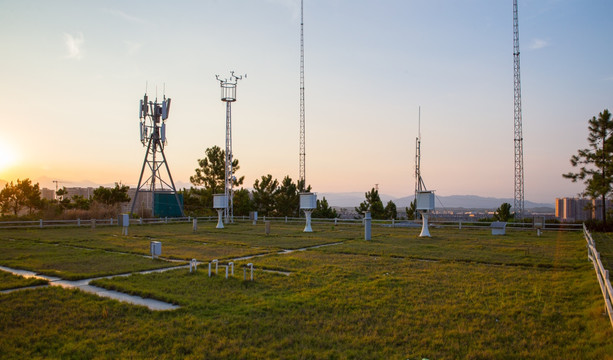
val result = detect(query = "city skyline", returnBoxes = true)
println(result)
[1,0,611,204]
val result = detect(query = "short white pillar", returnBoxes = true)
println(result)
[419,212,431,237]
[216,210,224,229]
[229,262,234,276]
[193,218,198,232]
[304,210,313,233]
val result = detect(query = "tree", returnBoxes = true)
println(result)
[252,175,279,216]
[93,183,131,205]
[312,197,338,218]
[233,188,253,216]
[0,178,42,216]
[564,109,613,226]
[56,186,70,209]
[275,176,299,217]
[405,199,417,220]
[355,188,385,219]
[493,202,513,222]
[190,146,244,193]
[71,195,91,210]
[384,200,397,220]
[18,179,42,214]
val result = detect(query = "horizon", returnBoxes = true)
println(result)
[1,0,610,204]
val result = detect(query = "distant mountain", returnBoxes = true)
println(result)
[318,192,554,210]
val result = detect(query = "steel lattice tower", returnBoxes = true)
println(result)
[217,72,243,223]
[131,93,183,217]
[513,0,525,220]
[299,0,306,190]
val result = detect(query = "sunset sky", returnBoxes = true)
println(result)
[0,0,611,204]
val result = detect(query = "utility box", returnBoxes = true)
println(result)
[416,191,435,211]
[491,222,507,235]
[150,241,162,258]
[533,216,545,229]
[118,214,130,227]
[300,193,317,210]
[213,194,228,209]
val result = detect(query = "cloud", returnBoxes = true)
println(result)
[124,40,142,56]
[105,9,145,23]
[63,32,84,60]
[529,38,549,50]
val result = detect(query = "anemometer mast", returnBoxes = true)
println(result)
[131,91,183,217]
[216,71,244,223]
[414,107,434,237]
[298,0,306,190]
[415,107,427,196]
[513,0,525,220]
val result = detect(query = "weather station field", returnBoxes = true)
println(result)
[1,222,612,359]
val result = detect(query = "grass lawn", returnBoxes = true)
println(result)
[0,238,183,280]
[1,222,612,359]
[0,271,47,291]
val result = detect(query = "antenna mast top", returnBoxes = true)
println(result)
[415,107,427,195]
[299,0,306,190]
[216,71,245,102]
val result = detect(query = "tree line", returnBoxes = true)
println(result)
[0,180,130,219]
[182,146,338,218]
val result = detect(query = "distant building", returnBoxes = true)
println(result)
[555,197,612,222]
[41,187,95,201]
[41,188,55,201]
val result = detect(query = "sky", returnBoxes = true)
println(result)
[0,0,611,205]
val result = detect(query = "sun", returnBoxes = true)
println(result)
[0,141,17,174]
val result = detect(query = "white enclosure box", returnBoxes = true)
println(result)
[213,194,228,209]
[416,191,435,211]
[491,221,507,235]
[249,211,258,221]
[533,216,545,229]
[150,241,162,257]
[300,193,317,210]
[118,214,130,227]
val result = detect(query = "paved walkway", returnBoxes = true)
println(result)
[0,241,345,311]
[0,265,181,311]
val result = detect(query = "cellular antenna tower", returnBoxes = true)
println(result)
[131,91,183,217]
[513,0,525,219]
[298,0,306,190]
[216,71,244,223]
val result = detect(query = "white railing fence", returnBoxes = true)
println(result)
[0,216,583,231]
[583,224,613,328]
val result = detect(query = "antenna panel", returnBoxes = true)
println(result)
[161,122,166,143]
[162,98,171,120]
[140,122,144,142]
[143,95,149,116]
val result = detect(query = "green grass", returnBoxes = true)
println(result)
[0,239,182,280]
[0,271,47,291]
[592,232,613,272]
[1,223,612,359]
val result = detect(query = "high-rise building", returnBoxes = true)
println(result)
[555,197,609,222]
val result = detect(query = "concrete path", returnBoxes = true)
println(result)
[0,265,180,311]
[0,241,345,310]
